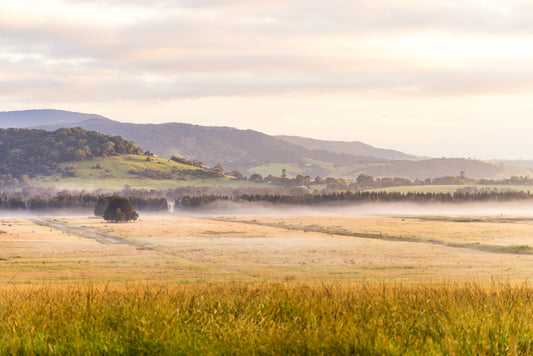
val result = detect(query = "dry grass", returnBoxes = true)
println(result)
[2,282,533,354]
[2,214,533,284]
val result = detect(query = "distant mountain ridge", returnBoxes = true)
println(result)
[0,109,107,129]
[32,118,313,165]
[276,135,415,160]
[0,109,519,180]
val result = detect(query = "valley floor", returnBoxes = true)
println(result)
[2,213,533,284]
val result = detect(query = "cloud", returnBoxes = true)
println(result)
[3,0,533,104]
[62,0,533,34]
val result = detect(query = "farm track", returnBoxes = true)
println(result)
[31,218,259,280]
[207,217,533,256]
[32,218,132,245]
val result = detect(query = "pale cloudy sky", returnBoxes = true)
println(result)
[2,0,533,159]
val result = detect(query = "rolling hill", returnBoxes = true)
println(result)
[1,109,525,180]
[31,155,246,191]
[0,127,243,190]
[22,111,395,176]
[34,118,316,168]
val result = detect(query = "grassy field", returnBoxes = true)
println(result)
[3,283,533,354]
[31,155,266,190]
[5,214,533,284]
[4,213,533,353]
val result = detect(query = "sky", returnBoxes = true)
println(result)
[2,0,533,159]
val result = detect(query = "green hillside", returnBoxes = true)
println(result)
[32,155,257,190]
[0,126,264,190]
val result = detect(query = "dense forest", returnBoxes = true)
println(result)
[0,127,143,178]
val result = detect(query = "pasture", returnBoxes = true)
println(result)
[4,213,533,284]
[31,155,263,190]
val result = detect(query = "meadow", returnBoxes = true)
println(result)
[3,211,533,353]
[31,155,264,190]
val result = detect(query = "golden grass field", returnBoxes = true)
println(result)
[5,212,533,354]
[3,213,533,285]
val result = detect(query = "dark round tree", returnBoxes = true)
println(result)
[103,196,138,222]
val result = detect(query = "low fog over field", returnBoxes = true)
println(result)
[0,209,95,219]
[5,201,533,219]
[179,200,533,218]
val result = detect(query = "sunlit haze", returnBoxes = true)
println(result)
[2,0,533,159]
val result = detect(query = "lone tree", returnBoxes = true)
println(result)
[103,196,138,223]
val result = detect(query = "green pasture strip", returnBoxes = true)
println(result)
[413,216,533,224]
[212,218,533,255]
[31,155,258,190]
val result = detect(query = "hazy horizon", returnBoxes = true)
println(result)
[2,1,533,159]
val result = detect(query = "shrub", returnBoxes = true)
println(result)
[103,196,138,222]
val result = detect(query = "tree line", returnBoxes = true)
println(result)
[177,190,533,209]
[353,173,533,189]
[0,192,168,212]
[2,189,532,212]
[227,171,533,192]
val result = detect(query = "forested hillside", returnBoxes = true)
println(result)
[0,127,143,177]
